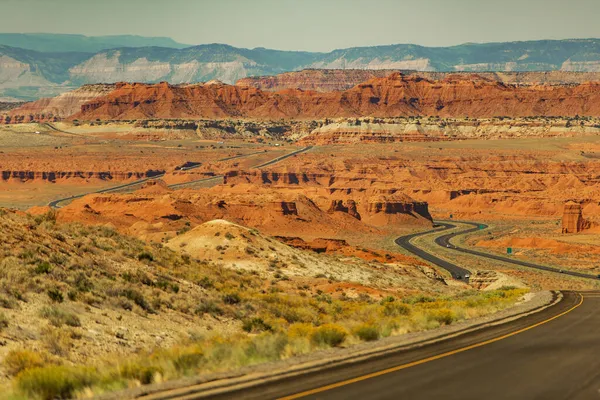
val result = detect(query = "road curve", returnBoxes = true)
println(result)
[436,220,600,281]
[275,291,600,400]
[395,224,471,280]
[168,146,312,189]
[139,291,600,400]
[48,146,312,208]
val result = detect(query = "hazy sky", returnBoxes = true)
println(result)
[2,0,600,52]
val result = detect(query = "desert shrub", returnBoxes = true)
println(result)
[403,294,435,304]
[42,328,73,356]
[427,308,456,325]
[195,300,223,316]
[34,261,52,275]
[0,296,16,309]
[198,276,213,288]
[173,349,204,373]
[287,323,315,339]
[242,318,273,333]
[244,333,288,363]
[40,306,81,328]
[119,362,163,385]
[382,302,411,317]
[4,350,46,376]
[73,273,93,292]
[16,365,97,400]
[33,210,57,226]
[222,293,241,305]
[311,324,347,347]
[137,252,154,262]
[0,311,9,331]
[121,289,153,313]
[47,288,64,303]
[354,323,380,342]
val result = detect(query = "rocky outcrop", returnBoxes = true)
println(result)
[562,201,592,233]
[4,84,114,122]
[13,73,600,122]
[236,69,399,92]
[236,70,600,92]
[328,200,361,220]
[0,170,163,183]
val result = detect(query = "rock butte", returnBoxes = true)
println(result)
[236,69,600,92]
[562,201,593,233]
[9,72,600,123]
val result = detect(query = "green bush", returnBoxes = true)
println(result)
[17,365,97,400]
[311,324,347,347]
[428,308,456,325]
[4,350,46,376]
[242,318,273,333]
[34,261,52,275]
[40,306,81,328]
[121,289,153,313]
[137,252,154,262]
[119,362,163,384]
[172,350,204,373]
[223,293,241,305]
[195,300,223,316]
[383,302,411,317]
[0,312,8,331]
[47,288,64,303]
[354,323,380,342]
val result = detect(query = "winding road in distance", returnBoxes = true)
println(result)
[48,146,312,208]
[396,220,600,281]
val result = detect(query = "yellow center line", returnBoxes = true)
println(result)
[279,293,584,400]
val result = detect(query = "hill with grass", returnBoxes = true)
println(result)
[0,209,528,399]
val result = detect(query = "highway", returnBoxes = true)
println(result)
[48,146,312,208]
[396,220,600,281]
[168,146,312,189]
[147,291,600,400]
[119,221,600,400]
[277,291,600,400]
[395,224,471,279]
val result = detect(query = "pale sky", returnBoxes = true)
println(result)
[2,0,599,52]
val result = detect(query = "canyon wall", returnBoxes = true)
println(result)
[236,70,600,92]
[11,73,600,122]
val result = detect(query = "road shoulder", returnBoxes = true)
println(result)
[99,290,557,400]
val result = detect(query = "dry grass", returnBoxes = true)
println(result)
[0,210,527,399]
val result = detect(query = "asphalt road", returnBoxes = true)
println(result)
[436,220,600,281]
[284,291,600,400]
[395,224,471,279]
[396,220,599,281]
[160,291,600,400]
[48,146,312,208]
[168,146,312,190]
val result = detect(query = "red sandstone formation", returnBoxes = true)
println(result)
[10,73,600,122]
[562,201,592,233]
[235,69,600,92]
[2,84,114,123]
[55,179,433,242]
[236,69,399,92]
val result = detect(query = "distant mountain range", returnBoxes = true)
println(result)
[0,33,190,53]
[3,34,600,101]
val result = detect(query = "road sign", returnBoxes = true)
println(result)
[507,247,512,255]
[450,214,453,219]
[479,224,485,230]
